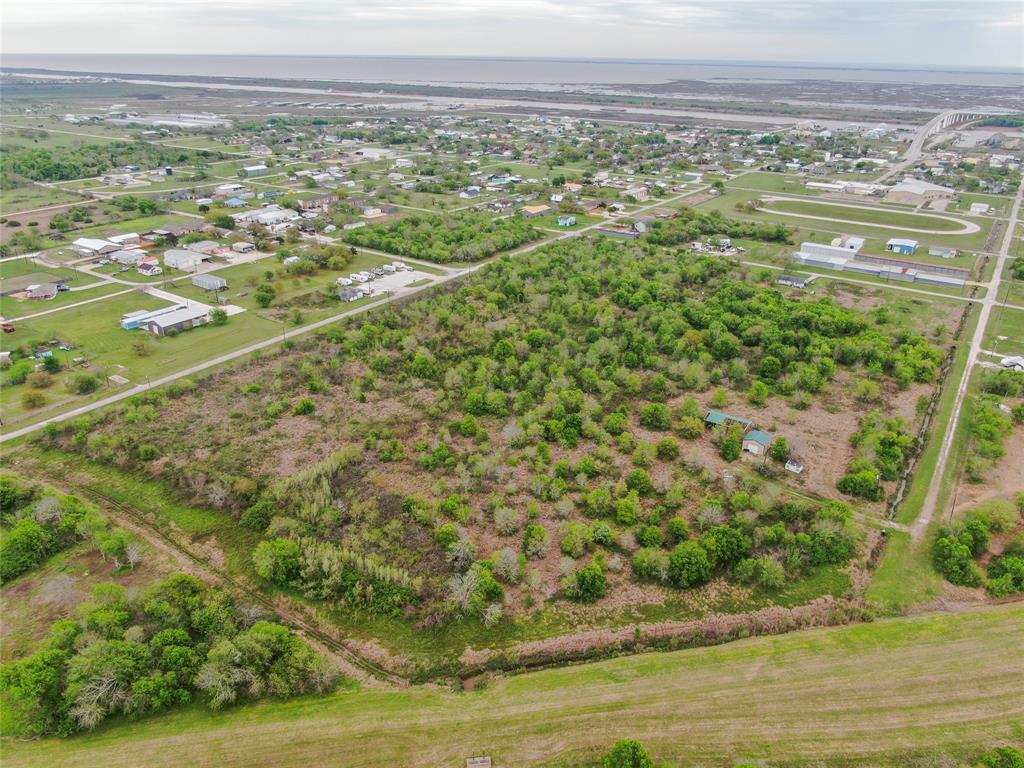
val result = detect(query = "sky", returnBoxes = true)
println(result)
[2,0,1022,69]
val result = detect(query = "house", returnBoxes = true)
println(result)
[163,249,205,271]
[192,274,227,291]
[459,186,481,199]
[231,241,256,253]
[624,185,649,201]
[109,233,141,247]
[742,430,773,455]
[595,227,638,240]
[338,286,363,302]
[704,410,753,429]
[777,275,808,289]
[520,204,552,219]
[884,178,955,206]
[557,215,577,227]
[239,164,269,178]
[886,238,919,255]
[111,249,147,265]
[26,283,58,300]
[73,237,119,256]
[185,240,221,255]
[224,197,248,208]
[138,262,163,276]
[830,235,865,252]
[142,305,209,336]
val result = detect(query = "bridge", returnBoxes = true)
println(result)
[876,108,1013,182]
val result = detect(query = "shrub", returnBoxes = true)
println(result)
[292,397,316,415]
[655,437,679,461]
[566,563,607,603]
[625,468,652,495]
[638,402,671,430]
[523,524,550,559]
[240,499,275,532]
[700,525,751,569]
[971,499,1020,533]
[69,373,101,395]
[21,391,46,410]
[636,524,663,548]
[602,739,654,768]
[561,522,593,558]
[632,547,670,582]
[666,516,690,544]
[668,541,711,588]
[253,538,301,584]
[0,519,52,582]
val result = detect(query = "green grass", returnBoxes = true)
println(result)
[5,604,1022,767]
[0,292,278,425]
[765,199,971,232]
[867,303,980,610]
[0,282,126,320]
[697,190,995,252]
[984,306,1024,356]
[0,184,83,213]
[727,172,822,195]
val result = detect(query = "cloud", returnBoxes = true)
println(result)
[1,0,1021,67]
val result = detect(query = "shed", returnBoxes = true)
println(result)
[785,459,805,474]
[704,410,753,429]
[192,274,227,291]
[886,238,918,255]
[742,430,773,455]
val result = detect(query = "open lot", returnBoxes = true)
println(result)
[5,604,1022,768]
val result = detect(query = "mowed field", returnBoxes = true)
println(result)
[6,605,1023,768]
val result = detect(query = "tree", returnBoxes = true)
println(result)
[0,519,52,582]
[21,391,46,409]
[668,541,711,588]
[720,432,742,462]
[770,437,790,463]
[254,284,276,308]
[638,402,671,430]
[566,563,606,603]
[68,373,101,395]
[748,380,770,407]
[209,308,228,326]
[253,538,301,584]
[700,525,751,569]
[523,524,550,559]
[603,739,655,768]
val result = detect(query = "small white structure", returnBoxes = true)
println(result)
[163,249,205,271]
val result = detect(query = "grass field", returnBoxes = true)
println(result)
[983,306,1024,356]
[5,604,1022,767]
[764,198,972,232]
[697,190,996,252]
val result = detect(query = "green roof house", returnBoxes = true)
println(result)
[704,410,753,429]
[742,430,773,456]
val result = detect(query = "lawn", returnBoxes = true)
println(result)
[696,190,995,253]
[765,198,972,232]
[983,306,1024,356]
[727,171,822,196]
[0,184,83,214]
[0,292,278,425]
[0,282,127,320]
[5,604,1022,767]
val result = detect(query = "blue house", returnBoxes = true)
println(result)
[224,197,248,208]
[886,238,918,255]
[557,215,577,227]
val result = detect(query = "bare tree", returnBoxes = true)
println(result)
[125,541,144,570]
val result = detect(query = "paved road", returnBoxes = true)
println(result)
[911,176,1024,539]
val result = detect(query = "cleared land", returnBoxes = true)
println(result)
[5,604,1023,768]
